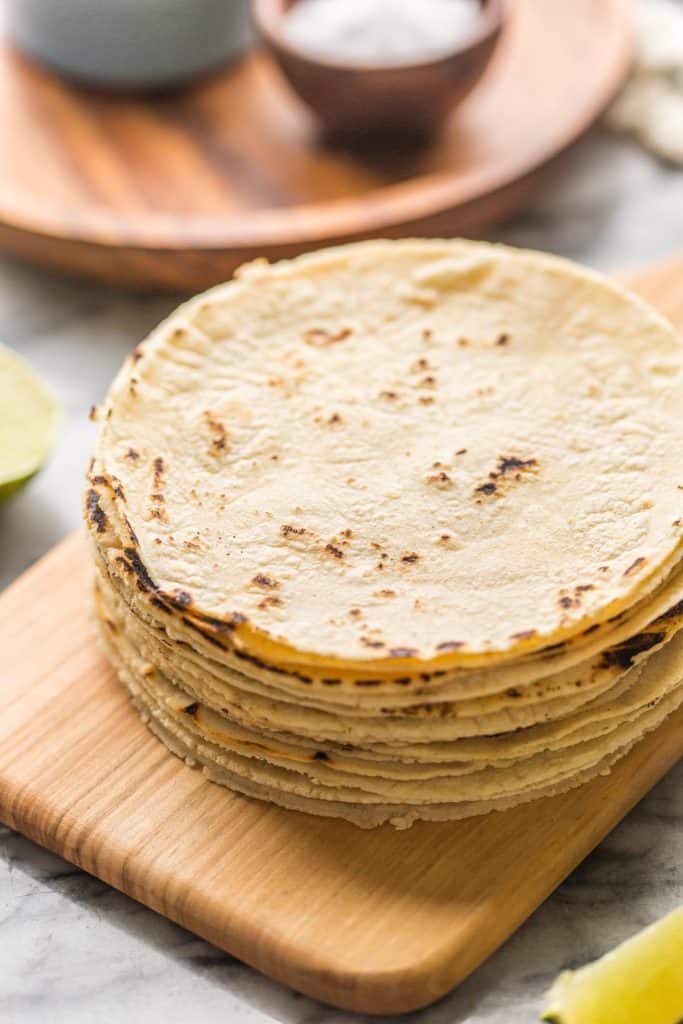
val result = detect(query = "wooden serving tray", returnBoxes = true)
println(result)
[1,258,682,1015]
[0,0,631,290]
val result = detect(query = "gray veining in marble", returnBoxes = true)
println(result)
[1,130,683,1023]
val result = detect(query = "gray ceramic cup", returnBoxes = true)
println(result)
[6,0,253,88]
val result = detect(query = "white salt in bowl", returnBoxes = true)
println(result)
[254,0,505,139]
[6,0,253,89]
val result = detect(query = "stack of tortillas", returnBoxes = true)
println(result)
[85,240,683,829]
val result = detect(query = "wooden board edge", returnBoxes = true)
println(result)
[1,685,680,1015]
[1,528,683,1013]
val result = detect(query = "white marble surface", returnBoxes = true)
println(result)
[1,131,683,1023]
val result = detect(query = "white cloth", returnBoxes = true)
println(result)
[608,0,683,164]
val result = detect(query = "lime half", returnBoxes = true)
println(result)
[543,905,683,1024]
[0,342,60,502]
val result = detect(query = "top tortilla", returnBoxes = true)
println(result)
[94,240,683,670]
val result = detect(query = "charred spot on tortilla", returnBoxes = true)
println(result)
[600,630,667,670]
[542,641,567,655]
[499,456,534,474]
[623,556,646,577]
[252,574,280,589]
[304,326,352,346]
[153,456,165,489]
[203,411,229,455]
[187,607,245,634]
[427,471,452,487]
[86,489,107,533]
[181,616,227,649]
[475,480,497,497]
[123,548,157,593]
[281,524,306,538]
[232,646,283,675]
[661,599,683,620]
[122,516,138,548]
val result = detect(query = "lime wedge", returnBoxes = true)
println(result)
[542,905,683,1024]
[0,342,59,502]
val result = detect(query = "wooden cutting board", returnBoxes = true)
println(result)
[1,257,682,1014]
[0,0,631,290]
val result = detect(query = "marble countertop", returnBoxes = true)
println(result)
[2,131,683,1024]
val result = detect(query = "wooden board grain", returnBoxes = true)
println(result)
[0,0,631,290]
[1,257,682,1015]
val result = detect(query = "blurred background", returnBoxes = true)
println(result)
[1,2,683,1022]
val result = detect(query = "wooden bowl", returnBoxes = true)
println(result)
[253,0,505,141]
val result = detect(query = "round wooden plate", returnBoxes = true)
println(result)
[0,0,631,291]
